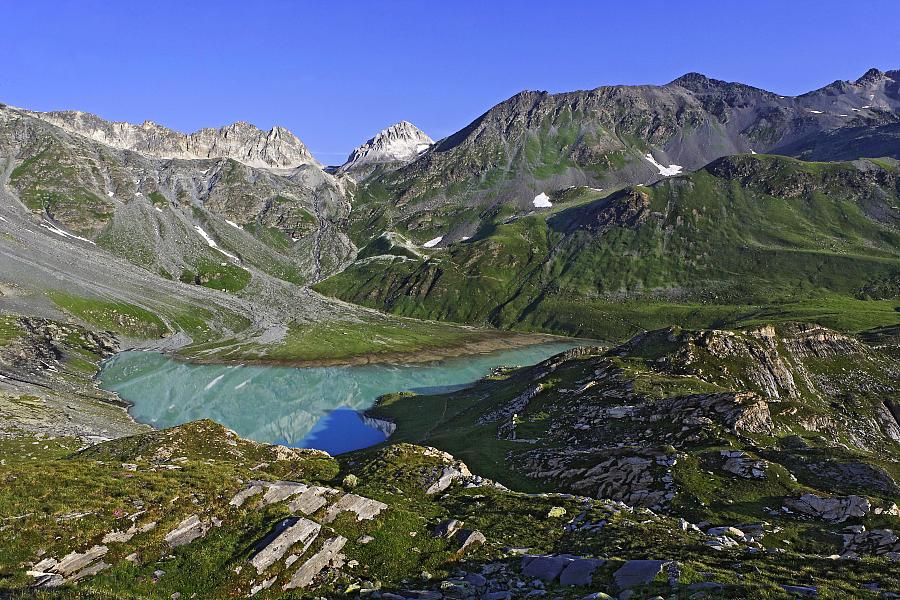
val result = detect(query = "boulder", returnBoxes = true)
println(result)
[522,555,572,582]
[559,558,605,586]
[613,560,670,589]
[784,494,870,523]
[455,529,486,554]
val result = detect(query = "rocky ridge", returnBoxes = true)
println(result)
[16,105,322,169]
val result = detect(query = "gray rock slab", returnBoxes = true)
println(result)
[53,545,108,576]
[613,560,670,589]
[164,515,208,548]
[322,493,387,523]
[522,555,573,582]
[283,535,347,590]
[560,558,605,586]
[250,517,320,574]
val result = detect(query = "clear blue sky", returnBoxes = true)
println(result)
[1,0,897,163]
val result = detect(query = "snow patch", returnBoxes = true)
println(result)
[460,236,471,241]
[422,236,443,248]
[0,216,7,222]
[40,222,96,245]
[644,153,683,176]
[532,192,552,208]
[808,109,824,114]
[861,105,872,109]
[194,225,239,260]
[225,220,242,229]
[107,191,114,197]
[154,206,163,213]
[750,149,757,154]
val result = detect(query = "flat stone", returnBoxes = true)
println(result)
[288,485,335,515]
[283,535,347,590]
[164,515,208,548]
[250,517,320,574]
[67,560,110,583]
[560,558,605,586]
[54,545,109,576]
[613,560,670,589]
[782,584,818,596]
[249,577,276,596]
[322,493,387,523]
[522,555,573,582]
[426,466,467,495]
[229,484,264,507]
[102,527,137,544]
[260,481,308,506]
[33,558,58,572]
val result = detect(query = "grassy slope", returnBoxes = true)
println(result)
[317,155,900,342]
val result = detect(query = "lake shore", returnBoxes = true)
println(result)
[169,330,588,368]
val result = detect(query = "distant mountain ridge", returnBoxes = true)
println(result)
[0,67,898,357]
[11,105,321,169]
[346,67,900,247]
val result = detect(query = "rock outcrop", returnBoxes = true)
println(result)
[19,106,321,169]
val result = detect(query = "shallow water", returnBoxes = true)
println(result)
[98,342,578,454]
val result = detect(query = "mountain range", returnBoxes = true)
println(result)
[0,68,898,351]
[0,67,899,599]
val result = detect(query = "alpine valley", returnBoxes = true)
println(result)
[0,69,898,600]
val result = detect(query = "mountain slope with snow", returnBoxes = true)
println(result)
[337,121,432,179]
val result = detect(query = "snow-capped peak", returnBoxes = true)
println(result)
[339,121,433,175]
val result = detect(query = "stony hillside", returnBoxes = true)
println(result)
[365,323,900,589]
[2,414,898,599]
[346,69,900,248]
[317,154,900,341]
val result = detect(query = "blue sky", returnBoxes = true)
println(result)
[1,0,897,163]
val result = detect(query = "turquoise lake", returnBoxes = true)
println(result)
[97,342,578,454]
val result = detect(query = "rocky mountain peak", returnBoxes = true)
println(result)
[338,121,433,175]
[21,107,321,169]
[857,67,886,84]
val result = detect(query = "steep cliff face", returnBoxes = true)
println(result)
[17,106,321,169]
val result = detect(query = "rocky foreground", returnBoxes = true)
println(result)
[1,419,898,600]
[0,318,898,598]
